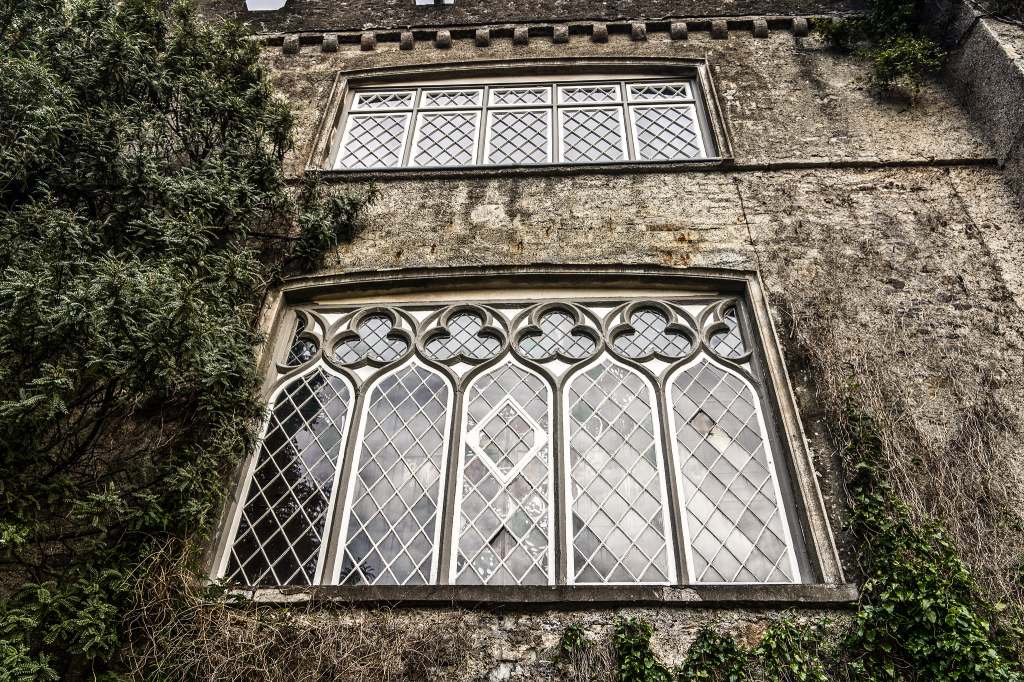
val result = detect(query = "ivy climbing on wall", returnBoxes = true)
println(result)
[0,0,368,677]
[815,0,945,92]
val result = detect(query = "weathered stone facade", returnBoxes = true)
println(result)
[201,0,1024,675]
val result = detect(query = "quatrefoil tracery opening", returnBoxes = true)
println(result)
[333,312,411,366]
[423,308,505,362]
[610,304,695,362]
[516,306,599,362]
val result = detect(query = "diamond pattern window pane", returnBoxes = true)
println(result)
[560,108,626,163]
[491,87,551,106]
[670,360,796,583]
[709,308,746,359]
[412,112,479,167]
[286,317,318,366]
[613,308,691,359]
[457,364,551,585]
[338,365,449,585]
[486,110,550,165]
[558,84,620,104]
[337,113,410,169]
[567,359,671,583]
[353,91,415,110]
[517,309,596,361]
[424,311,502,361]
[628,83,693,102]
[334,315,408,365]
[422,89,482,108]
[631,105,704,161]
[226,368,351,586]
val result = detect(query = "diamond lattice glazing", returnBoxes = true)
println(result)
[334,315,408,365]
[670,360,795,582]
[353,91,414,110]
[337,114,410,168]
[337,365,450,585]
[558,84,620,103]
[567,359,671,583]
[286,317,317,366]
[632,105,702,161]
[628,83,692,101]
[612,308,692,359]
[560,108,626,163]
[412,112,479,167]
[491,87,550,106]
[457,364,551,585]
[487,110,550,165]
[709,308,746,359]
[227,368,351,585]
[424,311,502,360]
[422,89,482,108]
[517,309,597,360]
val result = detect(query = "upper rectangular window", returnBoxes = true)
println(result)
[210,274,838,593]
[331,76,717,171]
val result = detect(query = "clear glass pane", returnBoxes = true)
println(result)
[412,112,479,167]
[630,105,704,161]
[567,359,671,583]
[226,368,351,585]
[337,113,410,169]
[486,110,550,165]
[457,363,551,585]
[670,360,796,583]
[517,309,596,361]
[424,311,502,361]
[612,307,691,359]
[560,107,626,163]
[338,365,449,585]
[709,308,746,358]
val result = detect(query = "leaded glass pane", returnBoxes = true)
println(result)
[558,84,621,104]
[334,315,408,364]
[486,110,550,165]
[338,364,449,585]
[424,311,502,361]
[631,105,704,161]
[517,309,596,360]
[456,364,551,585]
[422,88,482,108]
[627,82,693,102]
[337,113,410,169]
[567,359,671,583]
[490,86,551,106]
[560,107,626,163]
[670,360,796,582]
[412,112,480,167]
[352,91,415,110]
[612,308,691,359]
[709,308,746,358]
[286,317,317,366]
[226,368,351,585]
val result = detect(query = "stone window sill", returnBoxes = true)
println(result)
[229,583,859,608]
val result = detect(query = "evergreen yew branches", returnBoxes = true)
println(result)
[0,0,365,677]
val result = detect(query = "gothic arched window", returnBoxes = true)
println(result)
[213,277,835,592]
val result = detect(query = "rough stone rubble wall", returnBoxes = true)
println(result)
[238,28,1024,679]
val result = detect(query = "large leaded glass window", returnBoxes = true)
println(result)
[215,291,808,588]
[331,75,716,170]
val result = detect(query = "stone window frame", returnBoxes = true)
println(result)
[308,58,734,180]
[206,266,853,606]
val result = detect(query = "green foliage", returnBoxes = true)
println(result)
[842,407,1022,680]
[676,627,748,682]
[613,617,672,682]
[814,0,944,93]
[0,0,366,676]
[561,621,590,657]
[755,620,828,682]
